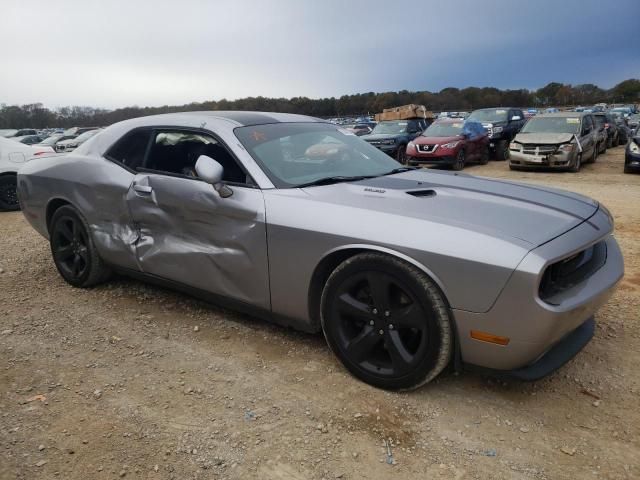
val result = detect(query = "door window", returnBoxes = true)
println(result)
[143,130,251,185]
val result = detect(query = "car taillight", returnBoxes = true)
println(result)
[34,151,48,156]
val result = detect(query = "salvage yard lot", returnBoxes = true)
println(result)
[1,148,638,480]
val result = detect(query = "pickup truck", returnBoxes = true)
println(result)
[361,118,430,163]
[467,107,526,160]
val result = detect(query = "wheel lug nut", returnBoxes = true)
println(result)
[384,310,390,317]
[369,320,375,326]
[378,329,384,335]
[372,308,378,315]
[389,324,394,330]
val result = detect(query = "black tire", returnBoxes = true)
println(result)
[624,165,633,174]
[494,140,510,161]
[451,149,465,171]
[0,175,20,212]
[607,136,613,149]
[49,205,111,288]
[320,252,452,390]
[569,154,582,173]
[396,146,408,165]
[478,146,490,165]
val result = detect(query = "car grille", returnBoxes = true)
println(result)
[539,241,607,303]
[366,140,382,146]
[418,144,438,153]
[521,144,558,155]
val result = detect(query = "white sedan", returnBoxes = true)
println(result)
[0,137,54,211]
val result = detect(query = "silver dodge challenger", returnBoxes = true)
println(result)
[17,111,624,390]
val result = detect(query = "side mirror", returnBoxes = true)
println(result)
[511,116,521,121]
[195,155,233,198]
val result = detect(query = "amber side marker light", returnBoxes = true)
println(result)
[470,330,510,346]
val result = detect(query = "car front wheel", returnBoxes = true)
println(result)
[0,175,20,212]
[494,140,510,161]
[50,205,111,287]
[321,252,453,390]
[396,146,408,165]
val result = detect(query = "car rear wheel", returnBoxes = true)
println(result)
[320,252,452,390]
[0,175,20,212]
[50,205,111,288]
[452,149,465,171]
[494,140,510,161]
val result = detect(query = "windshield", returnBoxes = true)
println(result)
[371,121,409,135]
[235,123,401,188]
[468,109,509,123]
[423,121,464,137]
[75,129,99,142]
[520,116,581,134]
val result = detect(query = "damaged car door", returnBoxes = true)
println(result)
[125,129,270,310]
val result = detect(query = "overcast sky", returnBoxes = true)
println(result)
[2,0,639,109]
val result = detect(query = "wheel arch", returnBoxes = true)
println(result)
[45,198,73,234]
[307,244,450,329]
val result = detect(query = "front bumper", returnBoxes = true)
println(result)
[453,208,623,372]
[510,149,575,169]
[407,153,456,166]
[466,317,595,381]
[365,142,398,155]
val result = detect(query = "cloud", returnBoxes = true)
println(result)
[1,0,638,108]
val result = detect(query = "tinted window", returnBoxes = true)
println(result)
[107,129,152,169]
[144,130,249,184]
[583,115,593,131]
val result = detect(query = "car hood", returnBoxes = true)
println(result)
[301,169,598,247]
[514,132,575,144]
[362,133,404,141]
[415,135,460,144]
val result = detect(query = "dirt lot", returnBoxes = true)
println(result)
[1,146,638,480]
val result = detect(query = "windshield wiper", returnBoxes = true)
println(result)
[380,167,416,176]
[296,175,375,188]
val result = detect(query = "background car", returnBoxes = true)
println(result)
[625,127,640,174]
[592,113,609,155]
[14,134,45,145]
[0,137,54,211]
[0,129,18,138]
[627,113,640,130]
[36,134,77,148]
[55,128,101,152]
[509,112,597,172]
[361,118,429,163]
[405,119,489,170]
[467,107,525,160]
[342,123,373,136]
[594,112,619,148]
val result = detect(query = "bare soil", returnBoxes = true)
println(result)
[1,147,638,480]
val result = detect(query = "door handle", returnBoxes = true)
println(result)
[133,184,153,194]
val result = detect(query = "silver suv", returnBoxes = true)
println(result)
[509,112,597,172]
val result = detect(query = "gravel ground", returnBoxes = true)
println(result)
[1,146,638,480]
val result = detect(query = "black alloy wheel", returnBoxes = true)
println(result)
[50,205,111,287]
[321,253,452,390]
[52,213,90,281]
[0,175,20,211]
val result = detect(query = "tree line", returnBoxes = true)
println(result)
[1,79,638,129]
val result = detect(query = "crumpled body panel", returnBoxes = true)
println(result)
[126,173,270,309]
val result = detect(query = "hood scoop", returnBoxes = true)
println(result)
[407,189,436,198]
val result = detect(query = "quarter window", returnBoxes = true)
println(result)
[107,129,152,170]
